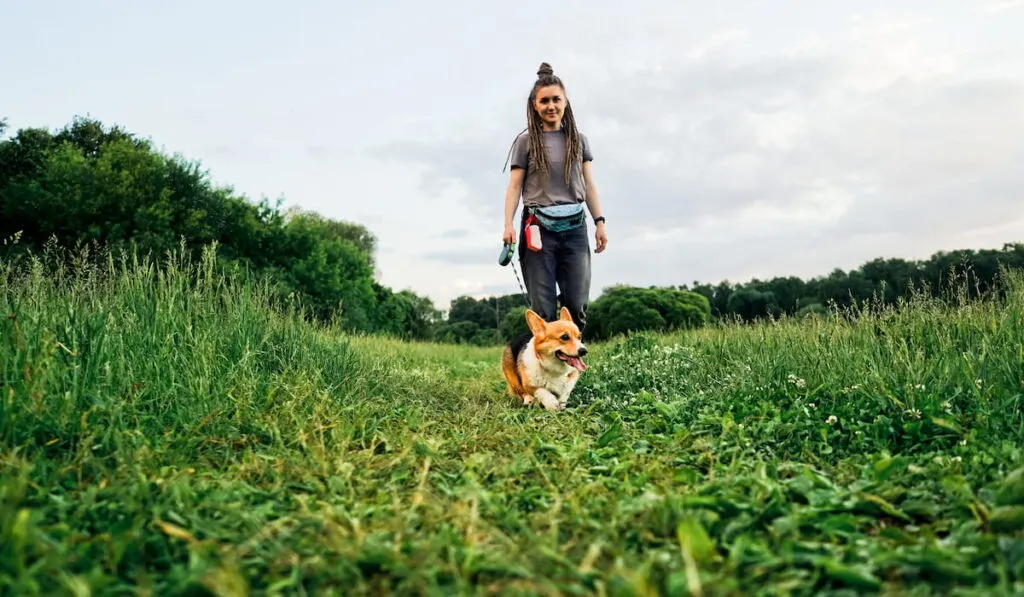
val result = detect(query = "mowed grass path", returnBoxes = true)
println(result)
[2,249,1024,596]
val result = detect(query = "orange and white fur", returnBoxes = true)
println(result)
[501,306,588,411]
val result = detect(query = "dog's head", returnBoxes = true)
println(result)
[525,307,588,371]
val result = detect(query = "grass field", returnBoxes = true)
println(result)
[2,247,1024,596]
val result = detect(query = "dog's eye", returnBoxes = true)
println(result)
[561,333,570,341]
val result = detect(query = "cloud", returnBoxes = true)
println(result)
[437,228,470,239]
[304,145,335,160]
[370,13,1024,298]
[480,282,529,299]
[424,246,495,266]
[985,0,1024,12]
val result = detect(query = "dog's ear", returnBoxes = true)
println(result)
[559,306,573,322]
[525,309,546,336]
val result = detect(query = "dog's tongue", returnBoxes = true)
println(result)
[565,355,587,372]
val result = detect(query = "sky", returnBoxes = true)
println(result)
[3,0,1023,310]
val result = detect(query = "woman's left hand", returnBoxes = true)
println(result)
[595,222,608,253]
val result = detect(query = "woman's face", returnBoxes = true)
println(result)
[533,84,565,129]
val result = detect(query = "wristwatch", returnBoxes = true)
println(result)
[594,216,606,224]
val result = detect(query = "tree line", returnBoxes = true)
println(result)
[440,242,1024,343]
[2,116,1020,345]
[434,286,713,344]
[685,243,1024,321]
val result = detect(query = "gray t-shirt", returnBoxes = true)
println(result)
[510,129,593,208]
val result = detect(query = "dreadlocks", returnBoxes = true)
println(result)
[527,62,583,186]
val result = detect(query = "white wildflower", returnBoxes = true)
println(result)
[826,415,838,425]
[905,408,922,420]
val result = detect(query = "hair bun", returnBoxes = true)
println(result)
[537,62,554,77]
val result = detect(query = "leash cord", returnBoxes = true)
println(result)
[510,258,530,308]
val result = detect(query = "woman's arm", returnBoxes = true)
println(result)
[582,161,607,253]
[503,168,525,244]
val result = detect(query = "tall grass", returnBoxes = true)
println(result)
[576,267,1024,462]
[2,244,1023,596]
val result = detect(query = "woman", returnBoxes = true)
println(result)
[502,62,608,333]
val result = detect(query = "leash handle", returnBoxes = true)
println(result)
[499,241,515,266]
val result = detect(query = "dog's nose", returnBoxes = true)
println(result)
[578,346,588,357]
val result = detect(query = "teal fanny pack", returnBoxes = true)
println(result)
[530,204,585,232]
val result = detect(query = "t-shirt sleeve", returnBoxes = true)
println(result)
[581,133,594,162]
[510,132,529,170]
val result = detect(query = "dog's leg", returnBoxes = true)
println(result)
[534,389,562,411]
[521,393,534,406]
[558,378,578,410]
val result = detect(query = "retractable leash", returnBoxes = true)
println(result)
[499,128,534,308]
[498,240,531,307]
[498,240,515,266]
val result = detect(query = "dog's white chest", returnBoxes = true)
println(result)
[519,344,580,408]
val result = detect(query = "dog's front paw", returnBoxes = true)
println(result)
[537,392,561,411]
[522,394,534,406]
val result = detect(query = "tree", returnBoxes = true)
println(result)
[432,321,484,345]
[756,275,807,314]
[499,306,530,341]
[585,286,712,341]
[0,115,415,336]
[445,293,529,339]
[277,213,378,331]
[859,257,920,303]
[284,208,377,268]
[448,296,499,329]
[372,284,442,341]
[726,287,779,322]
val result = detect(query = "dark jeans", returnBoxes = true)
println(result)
[518,209,591,331]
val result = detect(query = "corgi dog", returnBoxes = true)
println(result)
[501,306,588,411]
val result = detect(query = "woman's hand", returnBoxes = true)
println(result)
[595,222,608,253]
[503,223,516,245]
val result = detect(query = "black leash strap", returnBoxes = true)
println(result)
[510,259,530,308]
